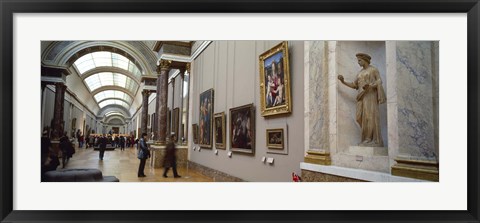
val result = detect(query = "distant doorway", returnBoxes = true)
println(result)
[112,127,119,134]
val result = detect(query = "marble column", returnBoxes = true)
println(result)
[140,90,150,136]
[155,60,171,145]
[52,82,67,140]
[389,41,439,181]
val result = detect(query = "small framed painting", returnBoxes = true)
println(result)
[214,112,226,149]
[266,128,284,149]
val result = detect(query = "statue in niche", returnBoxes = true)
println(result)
[337,53,386,147]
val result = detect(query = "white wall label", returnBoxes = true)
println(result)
[266,157,274,164]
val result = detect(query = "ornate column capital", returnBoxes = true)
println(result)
[157,60,172,73]
[185,63,191,73]
[142,89,151,97]
[54,82,67,90]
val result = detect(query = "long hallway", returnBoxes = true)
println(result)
[60,145,213,182]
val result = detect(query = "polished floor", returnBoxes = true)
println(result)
[60,145,214,182]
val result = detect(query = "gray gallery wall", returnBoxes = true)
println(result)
[189,41,305,182]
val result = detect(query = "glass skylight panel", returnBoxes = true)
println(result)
[92,52,112,67]
[98,99,129,109]
[73,51,142,76]
[84,72,138,93]
[113,73,127,86]
[112,53,129,70]
[75,61,96,74]
[105,111,124,117]
[125,80,139,93]
[98,99,128,109]
[94,90,132,104]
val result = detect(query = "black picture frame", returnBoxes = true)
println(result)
[2,1,479,223]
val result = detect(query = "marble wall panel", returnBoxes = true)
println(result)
[308,41,330,151]
[395,41,437,160]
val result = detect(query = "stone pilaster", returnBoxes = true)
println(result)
[171,77,176,142]
[389,41,439,181]
[140,90,150,136]
[155,60,171,145]
[184,63,191,143]
[52,82,67,140]
[178,70,185,143]
[304,41,332,166]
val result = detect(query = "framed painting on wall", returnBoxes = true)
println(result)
[266,128,284,149]
[230,104,255,154]
[192,124,199,144]
[266,124,288,155]
[214,112,226,149]
[199,88,214,148]
[259,41,292,117]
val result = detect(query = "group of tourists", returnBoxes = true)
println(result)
[41,128,182,180]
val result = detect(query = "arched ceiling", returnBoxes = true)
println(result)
[41,41,158,120]
[98,105,131,118]
[105,115,126,124]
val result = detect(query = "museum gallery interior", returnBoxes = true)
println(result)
[40,41,439,182]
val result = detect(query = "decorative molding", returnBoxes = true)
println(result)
[191,41,212,60]
[153,41,192,52]
[304,150,331,165]
[81,66,141,85]
[391,158,439,181]
[92,84,136,97]
[157,41,212,64]
[41,76,66,84]
[143,85,157,92]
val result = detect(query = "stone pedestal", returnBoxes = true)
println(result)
[347,146,388,156]
[391,158,439,181]
[150,143,188,168]
[304,150,331,165]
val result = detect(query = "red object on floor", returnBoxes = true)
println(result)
[292,172,301,182]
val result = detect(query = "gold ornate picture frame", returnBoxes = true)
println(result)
[199,88,214,148]
[266,128,284,149]
[214,112,226,149]
[230,104,255,154]
[259,41,292,117]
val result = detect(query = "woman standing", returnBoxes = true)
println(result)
[137,133,150,177]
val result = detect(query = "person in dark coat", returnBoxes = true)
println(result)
[162,134,181,178]
[99,135,107,160]
[137,133,150,177]
[59,133,73,168]
[120,136,125,151]
[41,130,51,167]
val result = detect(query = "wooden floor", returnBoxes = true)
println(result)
[61,145,214,182]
